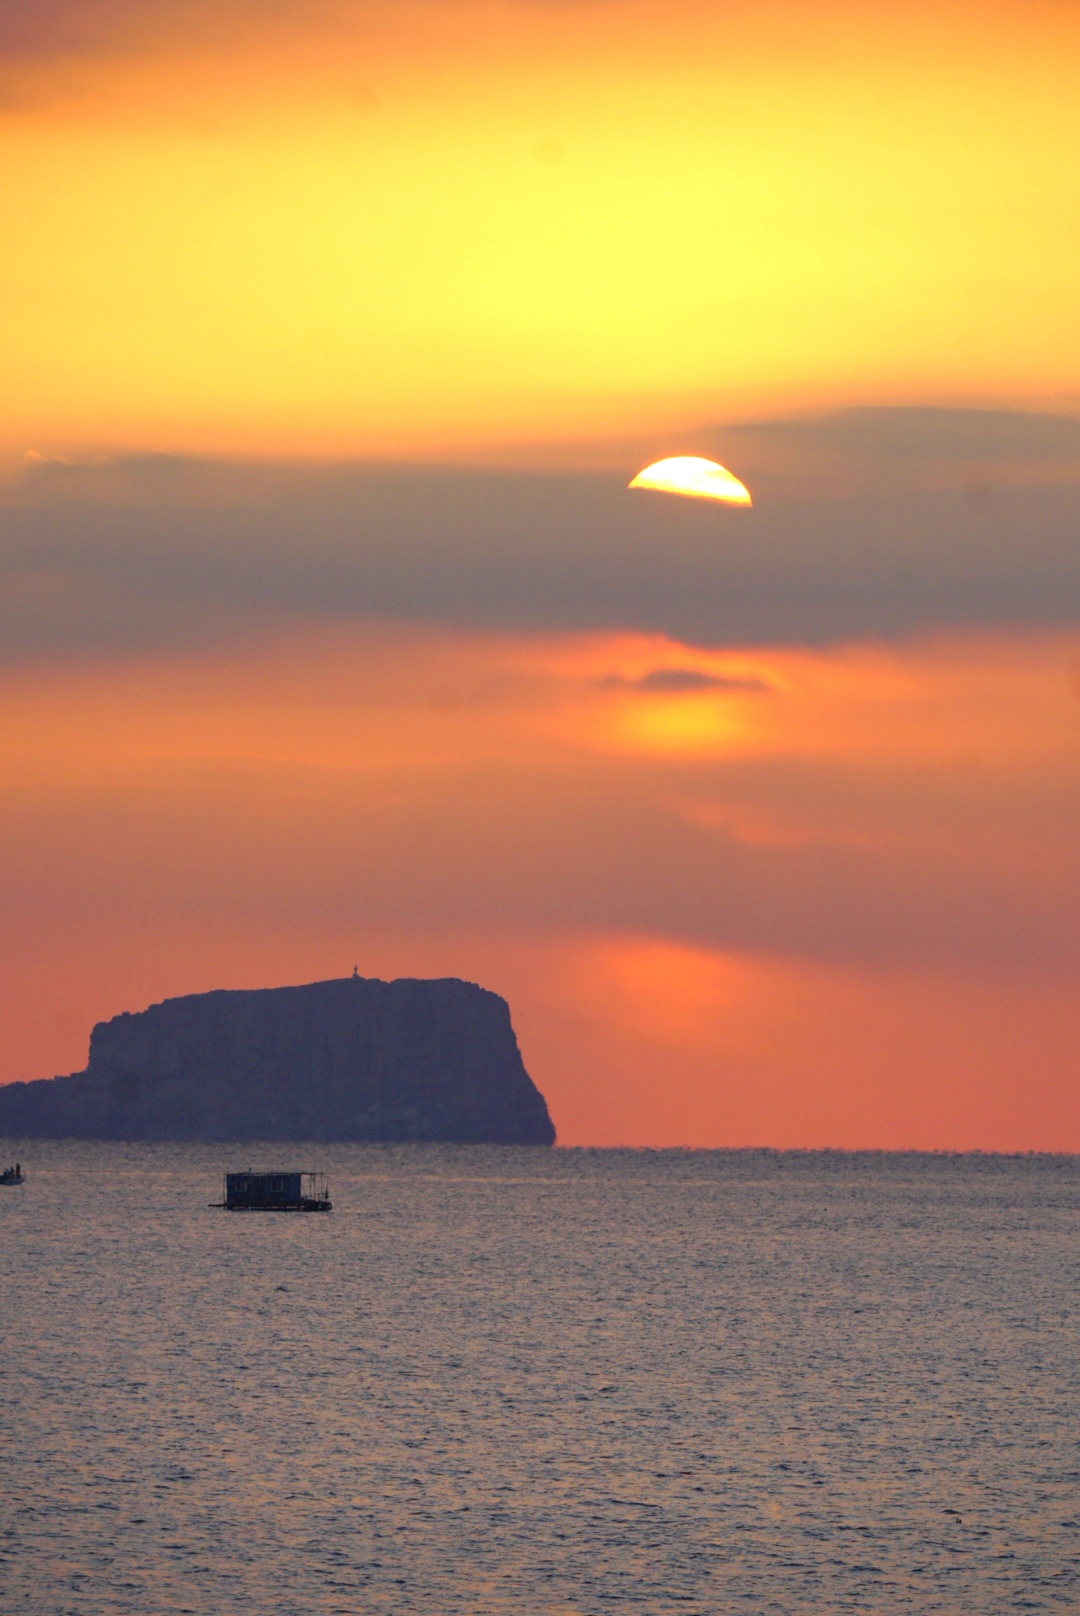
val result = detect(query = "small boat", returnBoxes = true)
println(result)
[0,1165,24,1186]
[212,1170,331,1212]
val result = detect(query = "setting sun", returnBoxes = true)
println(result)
[629,457,753,505]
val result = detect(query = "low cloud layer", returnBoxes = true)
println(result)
[728,406,1080,466]
[3,409,1079,661]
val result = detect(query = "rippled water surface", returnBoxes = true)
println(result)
[1,1144,1077,1614]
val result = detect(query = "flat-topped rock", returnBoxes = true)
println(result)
[0,976,556,1143]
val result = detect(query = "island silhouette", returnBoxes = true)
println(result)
[0,976,556,1144]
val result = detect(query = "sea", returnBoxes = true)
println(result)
[1,1144,1077,1615]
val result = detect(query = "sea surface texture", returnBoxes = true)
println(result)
[1,1145,1077,1614]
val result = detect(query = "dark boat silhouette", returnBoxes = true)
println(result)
[0,1164,24,1186]
[212,1170,331,1212]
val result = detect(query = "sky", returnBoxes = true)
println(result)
[1,0,1078,1147]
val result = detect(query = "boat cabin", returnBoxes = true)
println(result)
[218,1170,331,1212]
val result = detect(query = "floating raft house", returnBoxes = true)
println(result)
[216,1170,331,1212]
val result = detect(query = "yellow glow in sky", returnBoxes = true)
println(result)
[1,0,1079,459]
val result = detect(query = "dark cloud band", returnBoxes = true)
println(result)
[2,409,1079,660]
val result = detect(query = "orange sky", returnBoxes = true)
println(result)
[1,0,1078,1146]
[0,620,1077,1147]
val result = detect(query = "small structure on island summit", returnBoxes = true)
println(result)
[214,1169,332,1213]
[0,976,556,1144]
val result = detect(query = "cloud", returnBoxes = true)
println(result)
[2,416,1079,661]
[0,0,645,69]
[597,669,772,693]
[728,406,1080,466]
[0,0,375,111]
[0,1,343,61]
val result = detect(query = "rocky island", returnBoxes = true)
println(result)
[0,976,556,1143]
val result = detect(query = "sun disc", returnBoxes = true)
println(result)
[629,456,752,506]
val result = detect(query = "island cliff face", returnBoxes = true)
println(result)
[0,977,556,1143]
